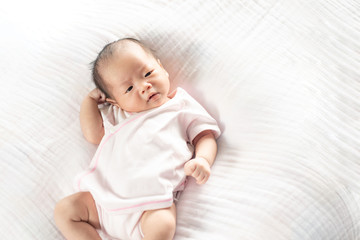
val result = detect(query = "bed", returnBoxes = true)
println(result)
[1,0,360,239]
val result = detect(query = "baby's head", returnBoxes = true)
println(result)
[92,38,171,113]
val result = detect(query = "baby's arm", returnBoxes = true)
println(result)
[184,130,218,184]
[80,88,106,144]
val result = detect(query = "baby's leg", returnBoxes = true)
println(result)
[54,192,101,240]
[140,203,176,240]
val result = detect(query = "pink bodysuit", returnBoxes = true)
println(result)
[75,87,221,239]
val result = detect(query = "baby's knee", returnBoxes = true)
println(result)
[150,215,176,240]
[159,213,176,237]
[54,192,88,223]
[54,196,74,223]
[141,205,176,240]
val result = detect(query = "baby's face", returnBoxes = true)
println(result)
[101,43,171,112]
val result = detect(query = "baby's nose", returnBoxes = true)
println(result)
[140,82,152,94]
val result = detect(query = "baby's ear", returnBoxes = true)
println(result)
[105,98,120,108]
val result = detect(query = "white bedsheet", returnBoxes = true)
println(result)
[1,0,360,239]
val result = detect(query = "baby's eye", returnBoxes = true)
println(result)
[126,86,133,93]
[145,71,153,78]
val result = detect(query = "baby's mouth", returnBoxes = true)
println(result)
[147,93,159,102]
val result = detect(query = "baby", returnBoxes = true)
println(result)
[54,38,220,240]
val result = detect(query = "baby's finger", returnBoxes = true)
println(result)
[197,177,205,185]
[98,95,105,103]
[199,173,210,185]
[196,172,206,184]
[192,167,201,178]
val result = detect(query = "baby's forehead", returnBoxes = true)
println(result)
[101,46,154,78]
[116,40,156,59]
[99,41,157,78]
[116,40,147,54]
[112,45,153,64]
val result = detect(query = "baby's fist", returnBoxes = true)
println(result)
[184,157,211,185]
[88,88,107,104]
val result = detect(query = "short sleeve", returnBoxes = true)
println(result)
[179,90,221,144]
[99,104,127,135]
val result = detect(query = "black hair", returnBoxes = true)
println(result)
[90,38,156,98]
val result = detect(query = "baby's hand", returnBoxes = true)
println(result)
[88,88,107,104]
[184,157,211,185]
